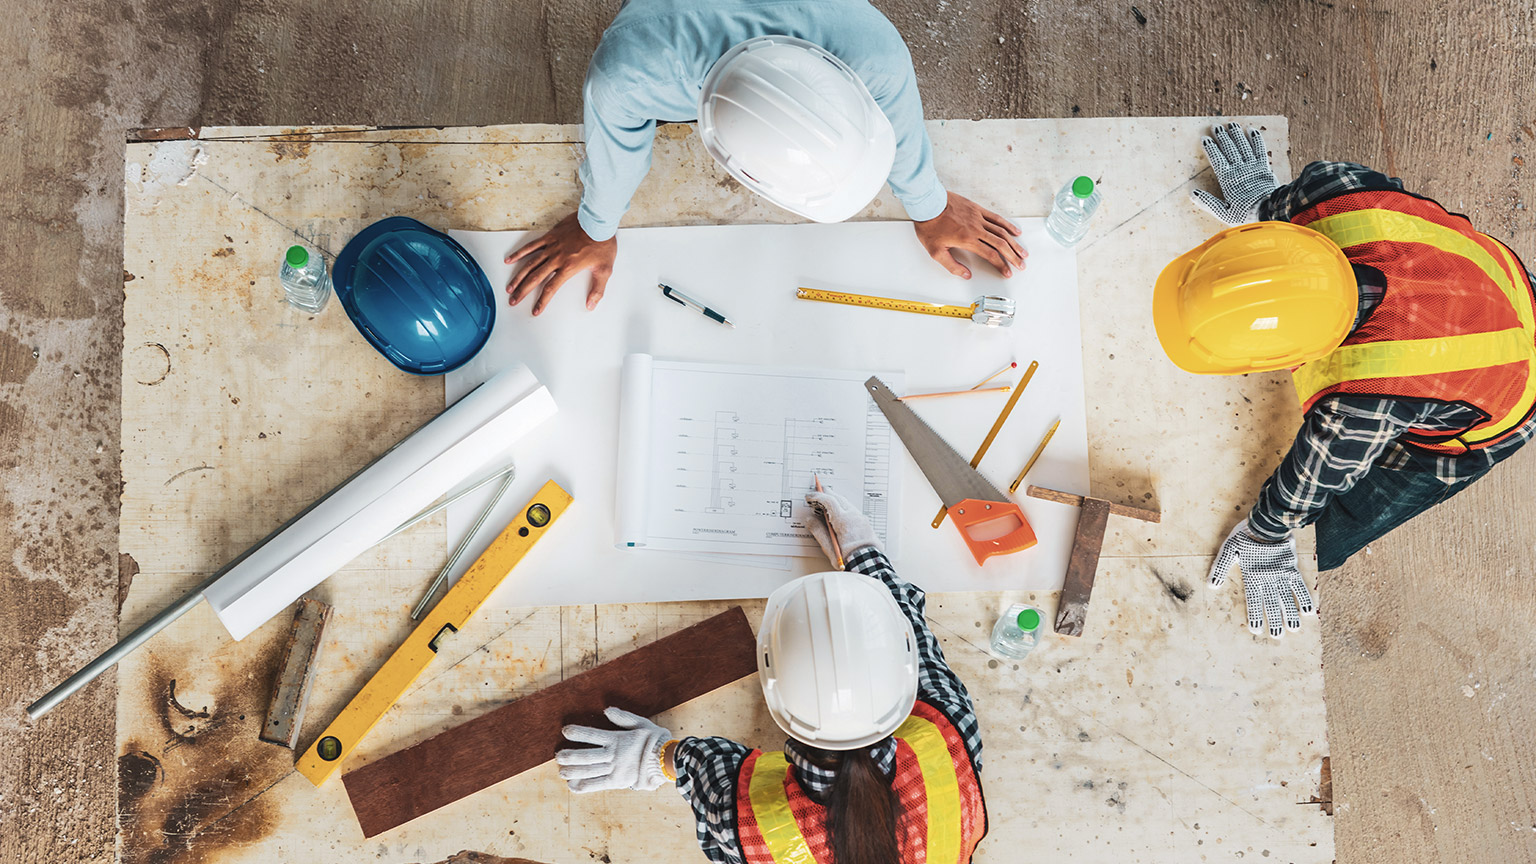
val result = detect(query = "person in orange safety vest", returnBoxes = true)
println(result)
[1156,123,1536,639]
[555,489,987,864]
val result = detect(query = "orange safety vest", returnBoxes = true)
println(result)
[1289,189,1536,454]
[734,701,986,864]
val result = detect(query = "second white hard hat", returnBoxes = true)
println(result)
[758,571,918,750]
[697,35,897,223]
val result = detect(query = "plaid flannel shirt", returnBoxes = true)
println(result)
[672,546,982,864]
[1246,161,1536,541]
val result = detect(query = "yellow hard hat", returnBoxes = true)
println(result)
[1154,221,1357,375]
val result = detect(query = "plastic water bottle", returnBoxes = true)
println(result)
[990,604,1044,660]
[279,245,332,314]
[1044,176,1101,247]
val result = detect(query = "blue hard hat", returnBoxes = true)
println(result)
[333,217,495,375]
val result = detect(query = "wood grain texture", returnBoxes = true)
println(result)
[1024,486,1161,523]
[1053,497,1111,638]
[341,607,758,838]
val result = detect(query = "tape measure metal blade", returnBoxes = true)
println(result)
[295,479,573,786]
[796,287,971,319]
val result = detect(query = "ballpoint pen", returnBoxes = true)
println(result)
[659,283,735,328]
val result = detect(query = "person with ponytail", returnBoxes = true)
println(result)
[556,488,987,864]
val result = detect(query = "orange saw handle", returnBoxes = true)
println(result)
[948,499,1037,565]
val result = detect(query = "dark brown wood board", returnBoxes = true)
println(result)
[342,606,758,837]
[1053,497,1111,638]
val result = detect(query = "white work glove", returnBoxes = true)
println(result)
[1191,122,1278,225]
[554,707,672,793]
[1208,521,1316,638]
[804,489,880,564]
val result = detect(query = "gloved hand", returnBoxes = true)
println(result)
[1208,520,1316,638]
[1190,122,1278,225]
[804,489,880,564]
[554,707,672,793]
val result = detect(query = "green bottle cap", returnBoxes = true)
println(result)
[286,245,309,267]
[1016,607,1042,631]
[1071,176,1095,198]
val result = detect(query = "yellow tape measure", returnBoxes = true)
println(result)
[295,479,573,786]
[795,286,971,319]
[795,287,1015,327]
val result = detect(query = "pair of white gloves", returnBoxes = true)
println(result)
[553,489,875,793]
[1192,121,1316,637]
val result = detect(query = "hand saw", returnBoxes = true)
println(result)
[295,479,572,786]
[866,377,1036,564]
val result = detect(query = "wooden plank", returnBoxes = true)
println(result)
[1053,497,1111,637]
[1025,486,1160,523]
[259,596,334,748]
[341,606,758,837]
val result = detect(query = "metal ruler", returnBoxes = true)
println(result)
[795,287,1015,326]
[295,479,573,786]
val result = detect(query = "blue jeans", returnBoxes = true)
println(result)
[1314,447,1498,571]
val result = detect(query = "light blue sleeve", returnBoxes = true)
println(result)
[576,56,658,243]
[575,0,950,237]
[851,33,949,222]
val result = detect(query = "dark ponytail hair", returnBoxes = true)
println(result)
[814,744,902,864]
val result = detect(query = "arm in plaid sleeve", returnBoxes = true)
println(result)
[845,546,984,770]
[673,736,752,864]
[1247,396,1428,541]
[1257,160,1405,223]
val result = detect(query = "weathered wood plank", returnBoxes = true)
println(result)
[342,607,758,838]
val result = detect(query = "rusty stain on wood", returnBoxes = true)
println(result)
[119,651,292,864]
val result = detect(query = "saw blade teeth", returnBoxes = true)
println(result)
[864,376,1010,504]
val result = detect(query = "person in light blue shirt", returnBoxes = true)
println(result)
[505,0,1025,316]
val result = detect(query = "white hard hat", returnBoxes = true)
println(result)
[758,571,918,750]
[697,35,897,223]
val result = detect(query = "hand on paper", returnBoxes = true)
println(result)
[505,212,618,315]
[912,192,1026,280]
[1207,520,1315,638]
[555,707,673,793]
[805,489,880,562]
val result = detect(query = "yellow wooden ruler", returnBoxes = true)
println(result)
[295,479,573,786]
[795,287,1015,326]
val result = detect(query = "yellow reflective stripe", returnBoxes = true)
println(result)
[1293,328,1533,402]
[1295,209,1536,440]
[1464,242,1536,442]
[747,753,816,864]
[895,713,964,864]
[1308,209,1534,335]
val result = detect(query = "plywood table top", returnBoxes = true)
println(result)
[117,118,1330,863]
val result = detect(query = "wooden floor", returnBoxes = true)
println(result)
[1,1,1532,862]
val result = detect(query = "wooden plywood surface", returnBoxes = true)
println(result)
[113,118,1331,863]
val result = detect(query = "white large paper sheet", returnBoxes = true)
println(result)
[615,355,902,558]
[446,218,1087,604]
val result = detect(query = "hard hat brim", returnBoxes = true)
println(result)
[1153,244,1227,374]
